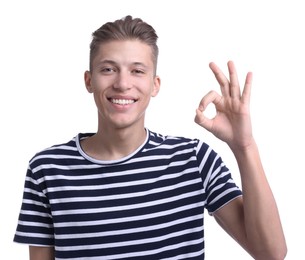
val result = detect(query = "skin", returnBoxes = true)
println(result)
[29,246,54,260]
[29,40,287,260]
[82,40,160,160]
[195,61,287,259]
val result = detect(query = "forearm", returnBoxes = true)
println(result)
[233,141,287,259]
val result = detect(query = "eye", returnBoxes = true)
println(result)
[101,67,116,74]
[132,69,145,75]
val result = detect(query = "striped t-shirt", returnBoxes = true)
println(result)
[14,129,242,259]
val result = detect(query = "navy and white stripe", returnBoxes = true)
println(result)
[14,130,242,259]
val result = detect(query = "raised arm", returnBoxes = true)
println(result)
[195,61,287,259]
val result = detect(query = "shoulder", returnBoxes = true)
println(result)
[147,130,197,145]
[145,129,211,154]
[28,133,93,167]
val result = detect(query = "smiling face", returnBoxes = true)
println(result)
[84,40,160,131]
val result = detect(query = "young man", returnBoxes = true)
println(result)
[14,15,287,259]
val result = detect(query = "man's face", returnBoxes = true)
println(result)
[85,40,160,130]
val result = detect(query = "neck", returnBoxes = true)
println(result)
[81,124,147,161]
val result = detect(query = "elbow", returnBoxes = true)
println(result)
[251,244,288,260]
[273,246,288,260]
[267,249,287,260]
[269,241,288,260]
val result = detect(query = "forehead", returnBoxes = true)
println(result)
[94,40,154,65]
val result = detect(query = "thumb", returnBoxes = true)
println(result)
[194,107,213,132]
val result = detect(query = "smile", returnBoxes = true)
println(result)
[109,98,136,105]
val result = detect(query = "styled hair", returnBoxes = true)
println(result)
[89,15,159,74]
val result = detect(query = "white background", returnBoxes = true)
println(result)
[1,0,304,259]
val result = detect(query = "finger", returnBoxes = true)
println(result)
[209,62,230,98]
[195,108,213,132]
[197,90,221,111]
[241,71,253,105]
[195,90,221,131]
[227,60,241,99]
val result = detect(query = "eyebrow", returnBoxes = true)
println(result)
[97,59,149,68]
[97,59,117,66]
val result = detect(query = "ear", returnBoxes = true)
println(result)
[84,70,93,93]
[151,76,161,97]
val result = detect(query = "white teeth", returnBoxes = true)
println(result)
[111,99,135,105]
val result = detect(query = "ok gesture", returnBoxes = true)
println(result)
[195,61,254,151]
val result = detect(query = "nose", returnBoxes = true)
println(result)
[113,71,131,91]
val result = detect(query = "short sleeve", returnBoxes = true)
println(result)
[196,140,242,215]
[13,166,54,246]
